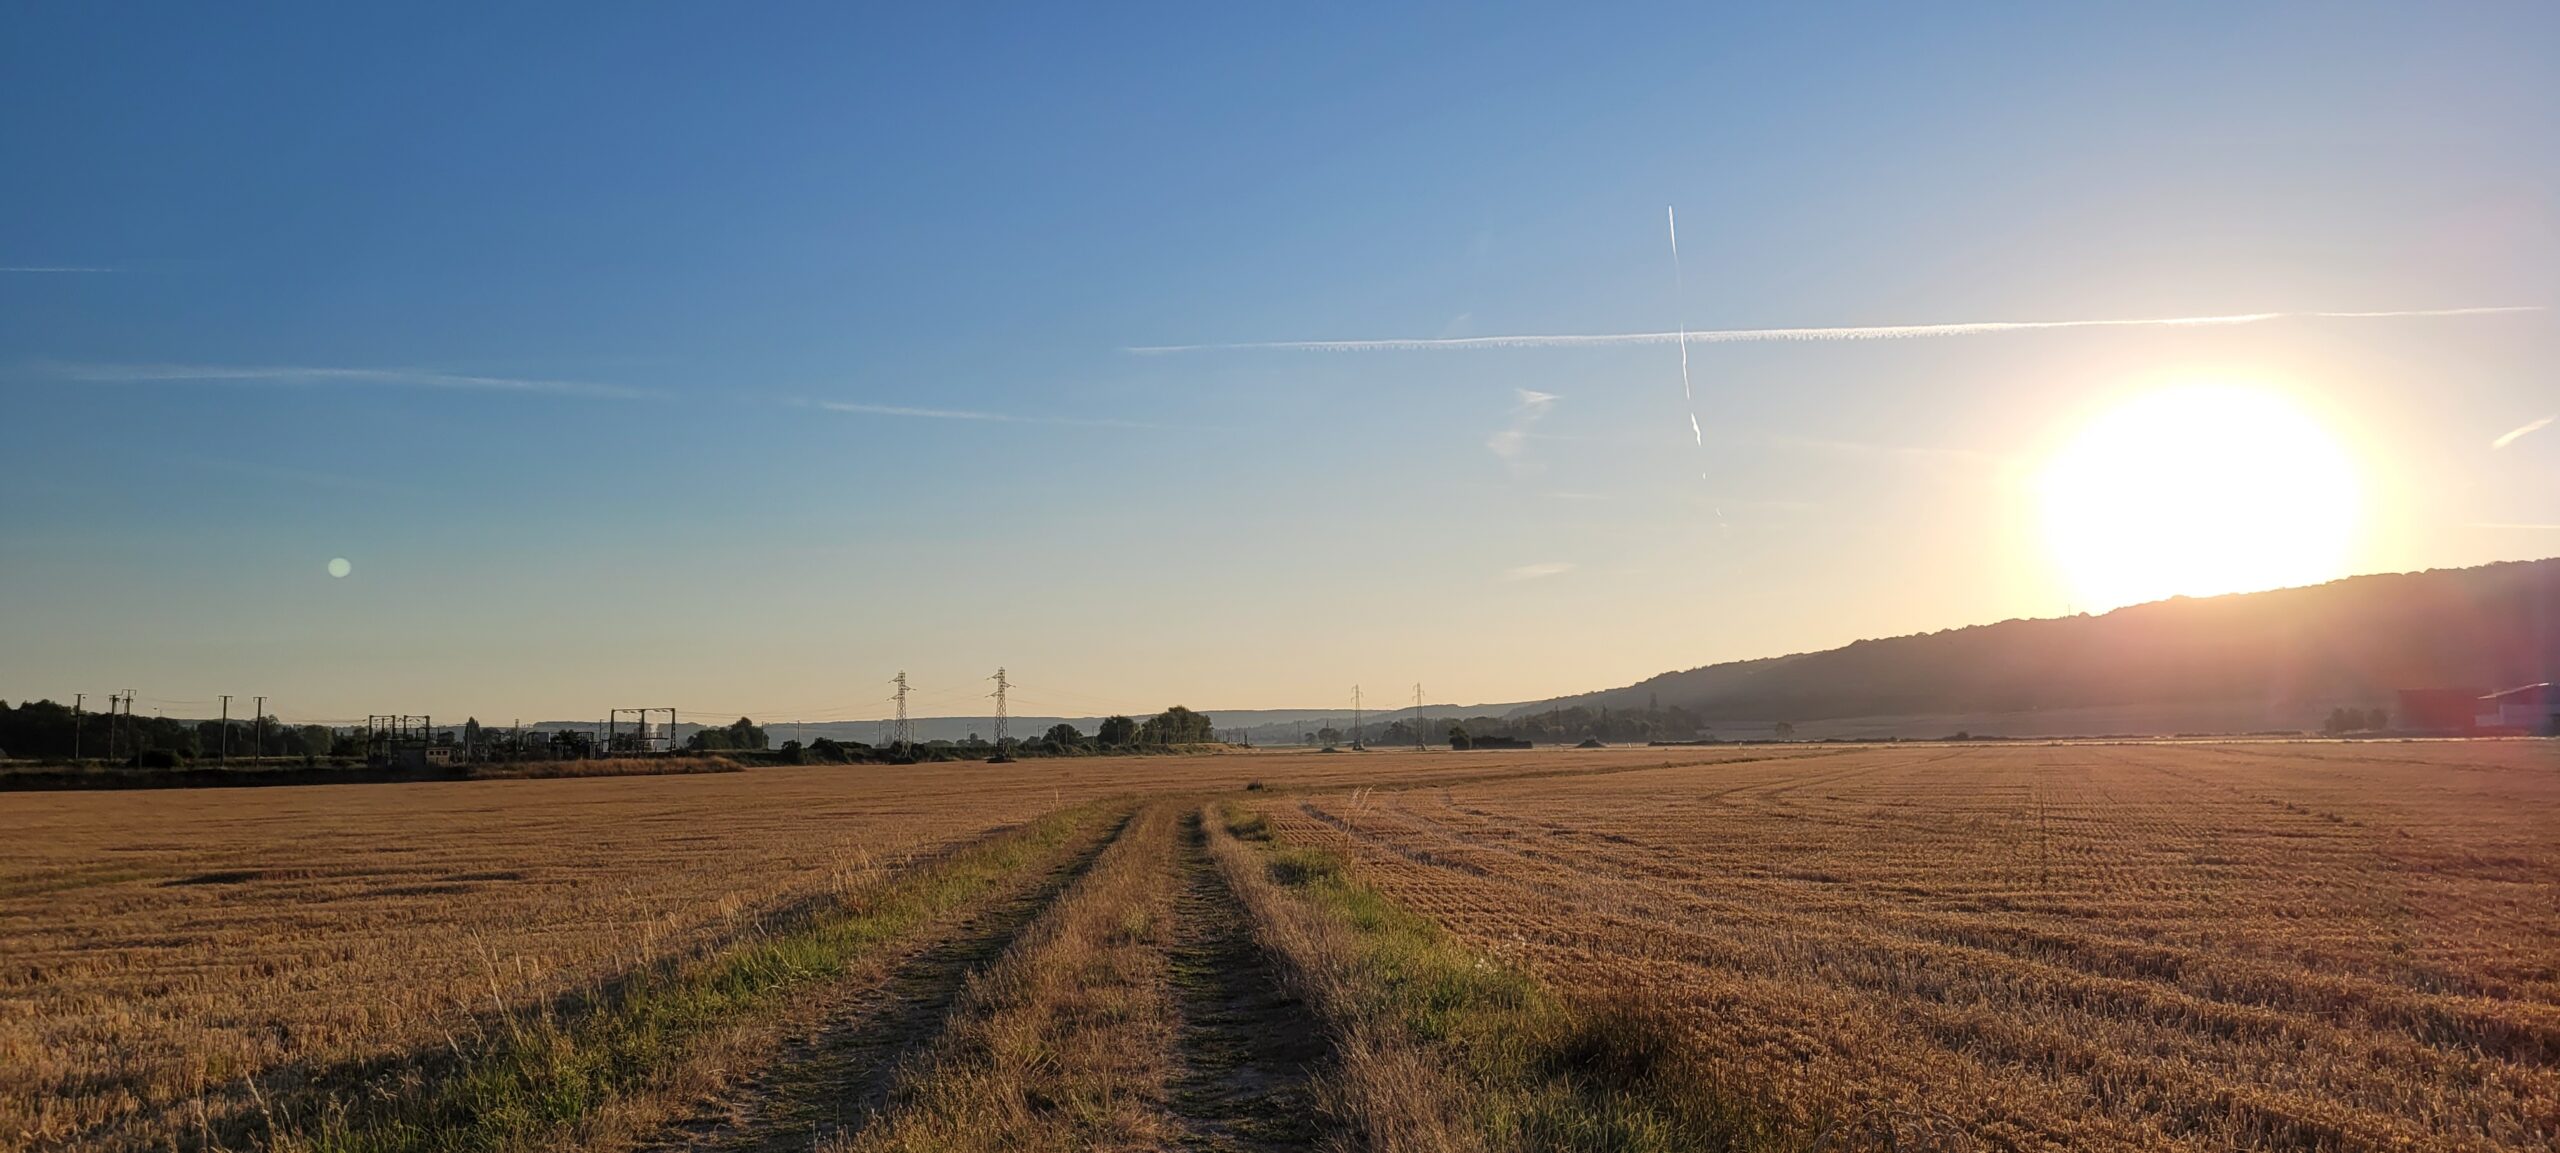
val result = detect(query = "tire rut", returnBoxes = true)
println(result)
[1168,810,1328,1151]
[643,813,1127,1152]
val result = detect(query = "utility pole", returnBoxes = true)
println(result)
[1352,684,1364,750]
[988,667,1011,747]
[71,693,83,761]
[219,695,232,763]
[120,689,136,760]
[253,696,266,762]
[891,671,912,748]
[1414,683,1426,749]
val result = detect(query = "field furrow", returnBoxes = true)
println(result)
[641,808,1128,1152]
[1166,810,1328,1152]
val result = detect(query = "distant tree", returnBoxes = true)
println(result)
[2323,707,2352,735]
[777,739,806,764]
[1447,722,1470,749]
[1044,722,1084,746]
[1315,726,1343,745]
[463,718,484,756]
[1773,721,1795,739]
[2366,706,2388,731]
[808,736,849,763]
[1140,706,1213,744]
[686,728,731,751]
[1096,715,1138,746]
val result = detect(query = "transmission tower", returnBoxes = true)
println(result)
[1414,682,1426,749]
[986,667,1015,762]
[988,667,1010,746]
[890,671,912,747]
[1352,684,1365,750]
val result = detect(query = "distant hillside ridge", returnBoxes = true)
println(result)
[1521,557,2560,734]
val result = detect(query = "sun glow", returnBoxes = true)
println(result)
[2040,383,2359,612]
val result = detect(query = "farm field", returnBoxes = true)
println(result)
[1266,739,2560,1150]
[3,739,2553,1151]
[0,745,1815,1151]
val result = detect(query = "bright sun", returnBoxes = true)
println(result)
[2040,383,2359,612]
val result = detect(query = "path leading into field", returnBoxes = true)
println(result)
[642,814,1127,1151]
[635,802,1342,1152]
[1166,811,1327,1152]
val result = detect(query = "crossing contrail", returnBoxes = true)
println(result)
[1669,206,1699,447]
[1126,305,2539,354]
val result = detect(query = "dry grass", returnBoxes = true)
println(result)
[1204,801,1485,1152]
[1208,802,1797,1153]
[461,757,743,780]
[270,802,1121,1153]
[837,802,1189,1152]
[1261,739,2560,1150]
[44,740,2530,1151]
[2,746,1794,1151]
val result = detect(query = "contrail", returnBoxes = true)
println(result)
[2492,415,2553,450]
[1669,206,1699,447]
[43,361,652,399]
[1126,305,2540,354]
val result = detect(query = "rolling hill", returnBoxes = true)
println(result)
[1519,557,2560,738]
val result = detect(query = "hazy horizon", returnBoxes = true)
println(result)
[6,5,2556,723]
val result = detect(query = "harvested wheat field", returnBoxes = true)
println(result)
[4,740,2554,1152]
[1265,739,2560,1151]
[0,746,1807,1151]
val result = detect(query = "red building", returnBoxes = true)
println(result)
[2397,687,2488,735]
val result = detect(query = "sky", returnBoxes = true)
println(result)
[4,3,2556,725]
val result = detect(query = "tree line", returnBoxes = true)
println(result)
[0,699,339,764]
[686,705,1222,762]
[0,699,1229,769]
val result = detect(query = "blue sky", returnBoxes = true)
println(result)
[4,3,2555,724]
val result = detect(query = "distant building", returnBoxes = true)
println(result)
[2398,688,2488,735]
[2475,684,2558,734]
